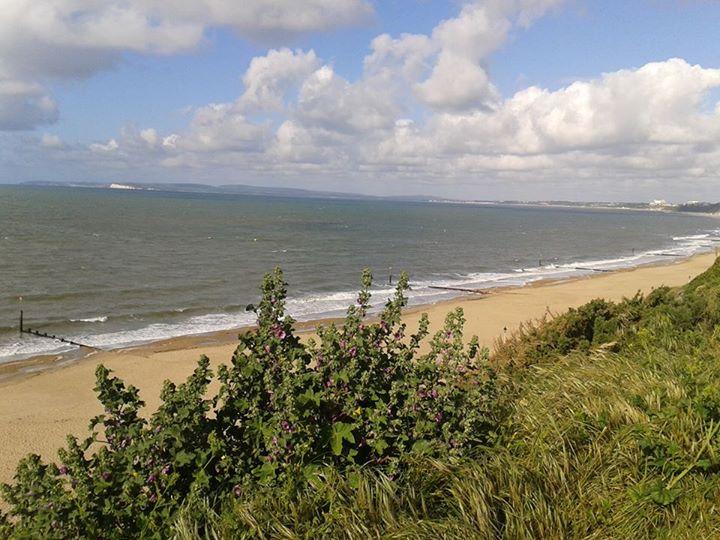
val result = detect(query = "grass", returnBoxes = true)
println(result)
[176,258,720,538]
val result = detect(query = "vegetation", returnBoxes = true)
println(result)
[4,258,720,538]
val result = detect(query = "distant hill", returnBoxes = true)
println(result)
[20,181,431,203]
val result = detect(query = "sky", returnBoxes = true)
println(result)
[1,1,720,202]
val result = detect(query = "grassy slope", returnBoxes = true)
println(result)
[182,259,720,539]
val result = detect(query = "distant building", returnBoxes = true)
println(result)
[649,199,671,208]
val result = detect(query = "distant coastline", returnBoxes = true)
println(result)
[19,181,720,216]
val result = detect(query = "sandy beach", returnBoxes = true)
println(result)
[0,252,715,489]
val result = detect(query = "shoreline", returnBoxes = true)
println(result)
[1,250,716,385]
[0,252,716,491]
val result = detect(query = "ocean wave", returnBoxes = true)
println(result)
[70,316,108,323]
[2,227,720,364]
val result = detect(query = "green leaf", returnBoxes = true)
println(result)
[411,440,433,454]
[331,422,355,456]
[347,471,361,489]
[256,462,278,485]
[174,450,194,467]
[298,389,321,407]
[373,439,389,455]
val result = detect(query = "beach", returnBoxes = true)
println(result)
[0,252,715,489]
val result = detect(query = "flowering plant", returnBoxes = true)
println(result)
[1,268,498,538]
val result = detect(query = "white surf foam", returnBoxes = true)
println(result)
[70,316,108,323]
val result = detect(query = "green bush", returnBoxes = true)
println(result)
[0,268,498,538]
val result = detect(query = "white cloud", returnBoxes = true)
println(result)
[296,66,399,135]
[89,139,119,153]
[410,58,720,157]
[415,52,499,112]
[238,48,320,112]
[414,0,563,112]
[0,0,372,131]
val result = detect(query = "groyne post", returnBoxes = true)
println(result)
[18,310,97,350]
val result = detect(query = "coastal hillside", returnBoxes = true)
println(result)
[4,260,720,538]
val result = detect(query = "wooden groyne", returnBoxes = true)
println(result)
[19,310,97,349]
[428,285,491,294]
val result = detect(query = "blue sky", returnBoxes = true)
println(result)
[2,1,720,201]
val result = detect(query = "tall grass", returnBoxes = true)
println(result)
[177,259,720,538]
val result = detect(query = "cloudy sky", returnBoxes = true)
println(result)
[1,0,720,201]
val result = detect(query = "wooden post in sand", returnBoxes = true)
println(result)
[19,310,23,335]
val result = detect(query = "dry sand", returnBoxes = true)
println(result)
[0,252,715,489]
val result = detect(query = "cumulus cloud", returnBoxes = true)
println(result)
[0,0,372,131]
[404,58,720,158]
[238,49,321,112]
[415,0,563,111]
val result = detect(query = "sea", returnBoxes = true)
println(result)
[1,185,719,364]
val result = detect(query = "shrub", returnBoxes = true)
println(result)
[0,268,499,538]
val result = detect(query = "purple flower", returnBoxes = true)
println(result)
[233,484,242,497]
[430,389,438,399]
[434,412,443,423]
[281,420,291,432]
[264,345,271,354]
[349,346,357,358]
[272,325,287,340]
[58,465,69,475]
[149,493,157,503]
[162,464,172,475]
[339,339,347,348]
[101,471,112,481]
